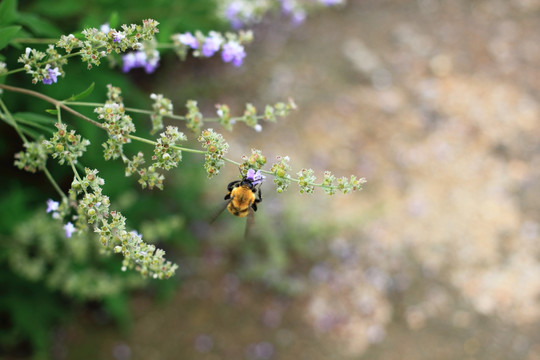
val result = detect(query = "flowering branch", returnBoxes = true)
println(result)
[0,19,254,84]
[1,83,365,195]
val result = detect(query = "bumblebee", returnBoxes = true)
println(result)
[225,168,264,217]
[214,168,264,237]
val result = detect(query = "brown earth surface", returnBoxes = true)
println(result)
[59,1,540,359]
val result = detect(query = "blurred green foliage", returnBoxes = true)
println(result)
[0,0,225,357]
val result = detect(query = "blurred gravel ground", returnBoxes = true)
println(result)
[61,1,540,359]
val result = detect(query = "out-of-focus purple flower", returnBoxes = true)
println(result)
[246,169,265,185]
[42,67,61,85]
[178,32,199,49]
[291,9,306,25]
[280,0,295,14]
[201,32,223,57]
[221,41,246,67]
[144,50,160,73]
[63,222,76,238]
[46,199,59,213]
[122,50,160,73]
[122,52,137,72]
[225,2,244,29]
[100,23,110,34]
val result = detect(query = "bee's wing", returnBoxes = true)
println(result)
[245,207,255,239]
[210,200,230,224]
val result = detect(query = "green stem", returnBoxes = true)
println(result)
[0,97,28,144]
[69,159,83,184]
[0,84,344,191]
[43,167,68,200]
[63,101,268,123]
[1,90,69,199]
[0,84,104,129]
[127,134,206,155]
[1,52,82,78]
[13,38,59,44]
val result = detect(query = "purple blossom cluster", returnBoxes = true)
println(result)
[122,50,160,73]
[222,0,345,28]
[246,168,265,185]
[177,31,247,67]
[42,66,61,85]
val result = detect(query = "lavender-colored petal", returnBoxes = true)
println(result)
[178,33,199,49]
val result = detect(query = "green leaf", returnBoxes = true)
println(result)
[108,12,119,29]
[13,112,57,125]
[63,82,94,102]
[30,1,83,18]
[0,25,21,50]
[17,13,62,37]
[0,0,18,25]
[45,109,58,115]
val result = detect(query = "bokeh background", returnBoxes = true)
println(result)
[2,0,540,359]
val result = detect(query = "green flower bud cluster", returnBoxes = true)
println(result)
[243,103,258,128]
[216,104,232,131]
[240,100,298,132]
[70,168,177,279]
[57,19,160,70]
[43,123,90,165]
[152,126,187,171]
[271,156,292,193]
[319,171,367,195]
[56,34,80,54]
[297,168,316,194]
[150,93,173,134]
[95,86,135,160]
[8,212,143,299]
[336,175,367,194]
[124,152,145,177]
[264,98,297,122]
[198,129,230,178]
[185,100,203,133]
[14,138,49,173]
[240,149,267,173]
[100,212,178,279]
[17,45,67,84]
[123,153,165,190]
[322,171,337,195]
[137,166,165,190]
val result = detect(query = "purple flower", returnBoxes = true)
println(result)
[291,9,306,25]
[144,50,160,73]
[246,169,265,185]
[178,32,199,49]
[221,41,246,67]
[225,3,244,29]
[201,32,222,57]
[42,67,61,85]
[46,199,59,213]
[113,31,126,42]
[280,0,295,13]
[63,222,76,238]
[122,52,137,72]
[122,50,160,73]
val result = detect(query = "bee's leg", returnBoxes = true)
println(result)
[227,180,240,192]
[256,187,262,203]
[224,192,231,200]
[251,187,262,212]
